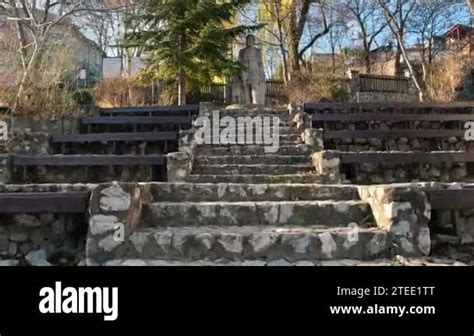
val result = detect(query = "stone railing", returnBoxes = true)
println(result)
[166,102,211,182]
[290,103,342,183]
[358,184,431,257]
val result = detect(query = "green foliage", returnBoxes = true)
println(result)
[72,89,95,106]
[125,0,260,90]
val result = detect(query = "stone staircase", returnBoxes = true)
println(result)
[185,108,325,184]
[87,106,402,264]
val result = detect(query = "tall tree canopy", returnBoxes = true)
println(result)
[125,0,258,105]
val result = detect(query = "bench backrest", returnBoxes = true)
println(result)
[305,102,474,113]
[81,116,194,125]
[312,113,474,123]
[100,105,199,116]
[52,132,178,143]
[13,155,166,166]
[426,189,474,210]
[340,152,474,164]
[324,129,466,140]
[0,192,89,213]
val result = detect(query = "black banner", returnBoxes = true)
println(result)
[0,267,471,335]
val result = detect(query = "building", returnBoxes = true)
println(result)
[0,15,104,87]
[102,57,147,79]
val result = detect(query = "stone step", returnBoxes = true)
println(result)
[195,155,311,165]
[206,133,300,142]
[118,226,389,261]
[192,164,313,175]
[185,174,326,184]
[209,126,300,134]
[143,200,371,227]
[149,183,361,202]
[195,144,312,156]
[202,110,294,119]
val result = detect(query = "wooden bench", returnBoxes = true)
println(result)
[426,189,474,211]
[52,132,178,153]
[0,192,89,213]
[425,188,474,237]
[312,113,474,123]
[305,101,474,113]
[324,129,466,140]
[340,151,474,165]
[100,105,199,117]
[81,116,194,133]
[13,155,166,166]
[12,155,167,181]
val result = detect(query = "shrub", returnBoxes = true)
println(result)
[72,88,95,106]
[425,55,469,102]
[286,68,348,103]
[94,78,177,107]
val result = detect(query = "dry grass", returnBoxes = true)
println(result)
[285,67,348,103]
[425,55,469,102]
[94,78,176,107]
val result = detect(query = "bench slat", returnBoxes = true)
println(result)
[426,189,474,210]
[81,116,193,125]
[305,102,474,112]
[52,132,177,143]
[312,114,474,122]
[325,129,466,139]
[340,152,474,164]
[100,105,199,116]
[13,155,166,166]
[0,192,89,213]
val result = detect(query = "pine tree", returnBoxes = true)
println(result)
[125,0,259,105]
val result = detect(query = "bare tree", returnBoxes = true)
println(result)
[0,0,103,111]
[379,0,424,101]
[345,0,388,73]
[409,0,465,81]
[288,0,335,72]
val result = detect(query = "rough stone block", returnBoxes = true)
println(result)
[358,184,431,257]
[167,151,193,182]
[312,150,341,181]
[302,128,324,150]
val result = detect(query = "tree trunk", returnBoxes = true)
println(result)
[364,51,371,74]
[280,42,290,84]
[178,66,186,106]
[273,1,289,84]
[289,39,300,72]
[394,44,402,76]
[177,34,186,106]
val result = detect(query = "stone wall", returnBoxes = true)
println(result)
[0,184,93,265]
[420,182,474,245]
[358,184,431,257]
[86,182,151,265]
[166,102,209,182]
[312,149,472,184]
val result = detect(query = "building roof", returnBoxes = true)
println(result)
[445,24,473,40]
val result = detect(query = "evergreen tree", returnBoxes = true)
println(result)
[125,0,258,105]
